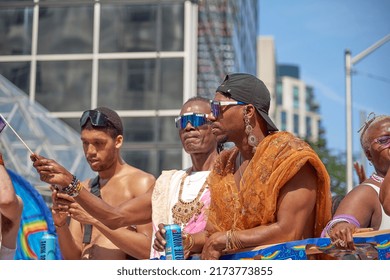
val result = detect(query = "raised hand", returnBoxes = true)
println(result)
[31,154,74,190]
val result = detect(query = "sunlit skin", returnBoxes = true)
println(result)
[31,121,156,259]
[152,99,218,257]
[330,117,390,250]
[0,153,23,258]
[199,92,319,260]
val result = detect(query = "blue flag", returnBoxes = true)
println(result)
[7,169,62,260]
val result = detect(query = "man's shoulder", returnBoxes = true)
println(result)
[125,165,155,181]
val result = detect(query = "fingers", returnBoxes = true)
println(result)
[56,192,75,202]
[330,224,355,250]
[153,227,167,252]
[158,223,166,232]
[355,227,373,233]
[30,153,39,162]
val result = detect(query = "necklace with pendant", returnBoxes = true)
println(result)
[171,168,208,228]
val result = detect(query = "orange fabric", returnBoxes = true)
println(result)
[207,131,332,238]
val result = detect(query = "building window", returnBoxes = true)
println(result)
[293,113,299,135]
[293,86,299,109]
[305,86,313,111]
[281,111,287,131]
[276,82,283,105]
[306,116,312,138]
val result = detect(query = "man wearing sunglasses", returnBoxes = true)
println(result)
[32,107,156,260]
[31,99,219,260]
[200,73,332,260]
[151,96,218,259]
[325,114,390,251]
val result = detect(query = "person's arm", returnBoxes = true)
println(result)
[326,185,378,249]
[74,183,154,229]
[31,154,154,228]
[0,153,23,250]
[201,163,318,260]
[379,168,390,215]
[51,190,83,259]
[87,218,152,259]
[67,193,152,259]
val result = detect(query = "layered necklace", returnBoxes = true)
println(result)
[171,169,208,227]
[370,172,384,184]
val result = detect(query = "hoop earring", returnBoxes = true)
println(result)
[244,107,258,153]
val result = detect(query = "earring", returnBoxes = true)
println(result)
[244,107,258,153]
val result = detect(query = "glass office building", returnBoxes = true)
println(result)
[0,0,258,185]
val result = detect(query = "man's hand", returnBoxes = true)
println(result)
[153,223,167,252]
[68,201,97,225]
[31,154,74,189]
[201,231,226,260]
[51,187,70,227]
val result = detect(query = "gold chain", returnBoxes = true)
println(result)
[171,169,208,227]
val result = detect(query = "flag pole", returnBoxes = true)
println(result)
[0,114,34,155]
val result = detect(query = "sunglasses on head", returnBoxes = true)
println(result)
[210,100,246,118]
[372,135,390,149]
[175,113,209,129]
[80,110,110,128]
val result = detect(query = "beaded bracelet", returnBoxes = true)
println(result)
[62,175,83,197]
[0,153,4,166]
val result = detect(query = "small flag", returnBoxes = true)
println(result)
[0,115,6,133]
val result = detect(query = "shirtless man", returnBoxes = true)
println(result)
[0,152,23,260]
[32,107,155,259]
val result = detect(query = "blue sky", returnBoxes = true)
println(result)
[259,0,390,174]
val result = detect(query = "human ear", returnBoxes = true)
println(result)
[115,135,123,148]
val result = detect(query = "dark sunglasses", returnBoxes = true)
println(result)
[80,110,110,128]
[175,113,209,129]
[210,100,246,118]
[371,135,390,149]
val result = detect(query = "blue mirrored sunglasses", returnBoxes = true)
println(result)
[80,110,110,128]
[210,100,246,118]
[175,113,209,129]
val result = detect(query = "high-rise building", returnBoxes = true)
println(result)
[0,0,259,189]
[276,64,321,142]
[258,36,321,142]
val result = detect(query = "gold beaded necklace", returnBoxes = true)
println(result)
[171,168,208,227]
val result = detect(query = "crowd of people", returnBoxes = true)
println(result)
[1,72,389,260]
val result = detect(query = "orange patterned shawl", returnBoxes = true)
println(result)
[207,131,332,238]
